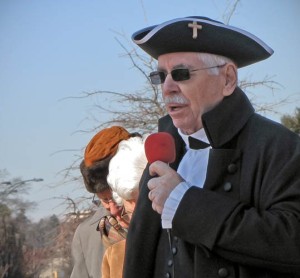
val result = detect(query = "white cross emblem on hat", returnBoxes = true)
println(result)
[188,21,202,39]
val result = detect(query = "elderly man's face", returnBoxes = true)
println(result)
[158,52,231,135]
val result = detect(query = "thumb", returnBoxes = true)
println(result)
[149,161,169,177]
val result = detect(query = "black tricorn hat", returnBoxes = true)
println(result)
[132,16,274,68]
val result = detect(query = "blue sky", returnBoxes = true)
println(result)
[1,0,299,221]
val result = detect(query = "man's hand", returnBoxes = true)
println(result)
[147,161,183,214]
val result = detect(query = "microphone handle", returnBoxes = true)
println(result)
[166,162,174,277]
[167,228,175,277]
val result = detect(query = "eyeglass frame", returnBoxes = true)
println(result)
[92,194,116,206]
[149,63,227,85]
[92,195,131,223]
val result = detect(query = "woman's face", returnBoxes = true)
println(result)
[96,189,123,219]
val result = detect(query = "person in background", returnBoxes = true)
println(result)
[101,135,147,278]
[123,16,300,277]
[70,126,136,278]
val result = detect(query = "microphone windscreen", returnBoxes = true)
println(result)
[144,132,176,164]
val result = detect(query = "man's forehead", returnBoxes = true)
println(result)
[157,52,201,68]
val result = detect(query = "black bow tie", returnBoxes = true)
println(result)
[188,136,210,150]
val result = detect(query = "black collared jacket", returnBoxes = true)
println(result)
[123,87,300,278]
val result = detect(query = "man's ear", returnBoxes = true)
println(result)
[222,63,237,96]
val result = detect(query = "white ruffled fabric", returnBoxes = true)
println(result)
[162,128,210,229]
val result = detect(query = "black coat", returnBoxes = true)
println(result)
[123,87,300,278]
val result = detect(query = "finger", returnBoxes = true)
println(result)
[157,206,163,214]
[151,201,157,212]
[152,201,163,214]
[149,161,169,176]
[148,190,153,201]
[147,176,159,191]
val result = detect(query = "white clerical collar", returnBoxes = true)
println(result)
[178,128,210,150]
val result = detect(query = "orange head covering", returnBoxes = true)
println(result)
[84,126,131,167]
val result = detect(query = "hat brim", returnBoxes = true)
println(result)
[132,17,273,68]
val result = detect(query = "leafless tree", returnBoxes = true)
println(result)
[57,0,298,246]
[58,0,293,202]
[45,3,300,277]
[67,36,282,136]
[281,107,300,135]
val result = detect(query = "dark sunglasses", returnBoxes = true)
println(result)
[149,64,226,85]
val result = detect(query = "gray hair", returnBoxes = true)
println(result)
[197,53,236,76]
[107,136,147,201]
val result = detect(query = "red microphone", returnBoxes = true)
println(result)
[145,133,175,236]
[144,132,176,164]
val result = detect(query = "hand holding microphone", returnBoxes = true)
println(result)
[144,132,183,214]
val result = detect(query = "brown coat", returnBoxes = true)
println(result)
[124,88,300,278]
[101,239,126,278]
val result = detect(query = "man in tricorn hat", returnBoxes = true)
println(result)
[123,17,300,277]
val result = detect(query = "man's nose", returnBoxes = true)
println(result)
[108,201,121,217]
[162,74,178,95]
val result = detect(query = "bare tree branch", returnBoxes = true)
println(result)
[58,1,296,221]
[223,0,241,24]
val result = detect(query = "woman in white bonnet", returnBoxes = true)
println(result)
[102,134,148,278]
